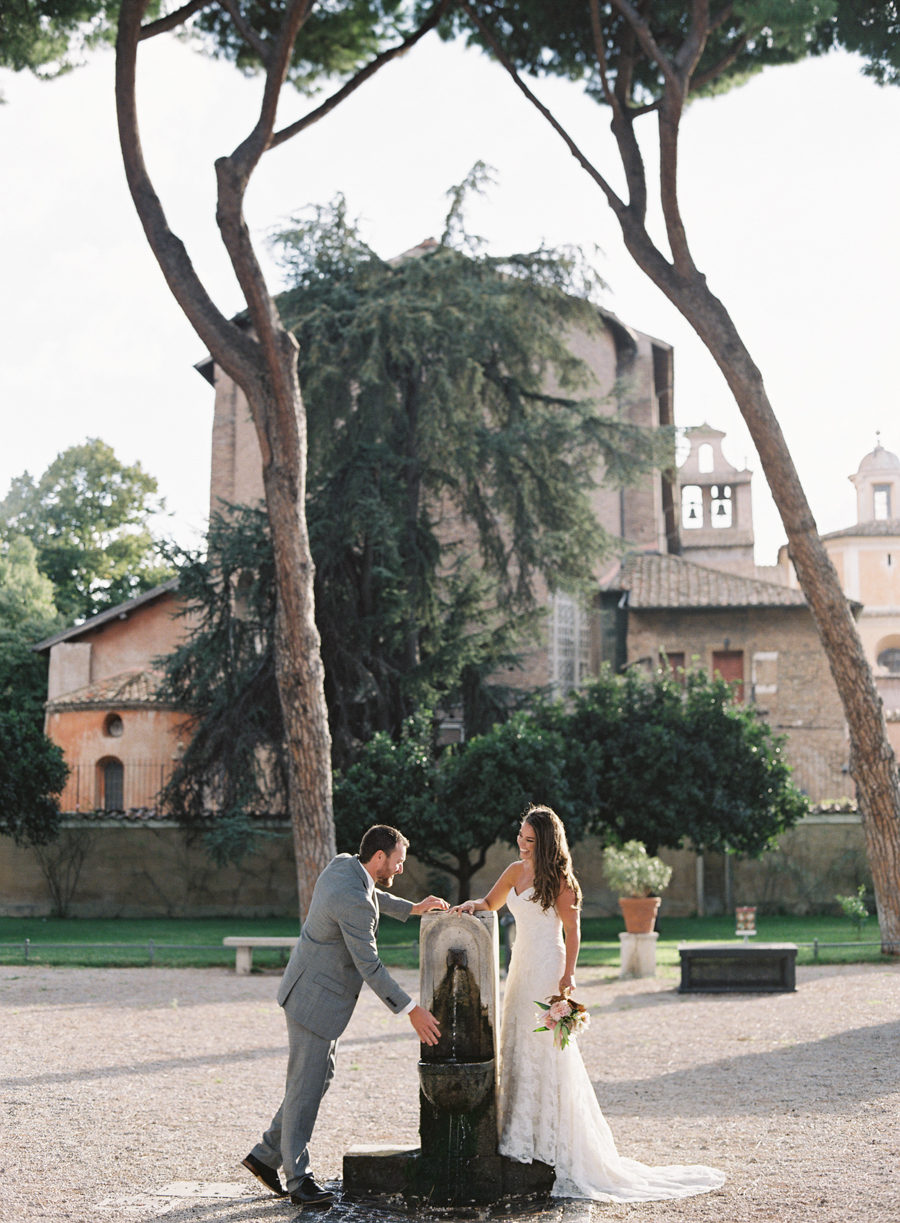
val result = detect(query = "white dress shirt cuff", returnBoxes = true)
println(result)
[399,999,416,1016]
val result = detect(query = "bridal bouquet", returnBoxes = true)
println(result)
[534,993,590,1050]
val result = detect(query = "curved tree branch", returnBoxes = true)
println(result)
[139,0,211,40]
[270,0,452,149]
[675,0,711,81]
[691,31,749,93]
[609,0,679,91]
[115,0,263,396]
[458,1,626,218]
[219,0,270,65]
[590,0,647,220]
[229,0,313,180]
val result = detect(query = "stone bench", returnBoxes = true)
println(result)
[678,942,798,993]
[223,936,297,975]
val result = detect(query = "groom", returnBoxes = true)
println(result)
[242,824,448,1206]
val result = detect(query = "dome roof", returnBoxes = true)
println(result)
[856,443,900,475]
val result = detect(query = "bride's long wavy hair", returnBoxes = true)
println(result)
[523,804,583,913]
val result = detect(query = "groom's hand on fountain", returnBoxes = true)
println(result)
[410,895,450,915]
[409,1004,441,1045]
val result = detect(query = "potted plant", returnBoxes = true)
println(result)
[602,840,673,934]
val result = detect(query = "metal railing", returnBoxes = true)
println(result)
[57,761,175,815]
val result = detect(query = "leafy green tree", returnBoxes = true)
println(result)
[444,0,900,950]
[0,438,172,621]
[334,664,803,900]
[536,667,807,858]
[0,536,62,726]
[155,505,286,865]
[0,0,121,78]
[0,709,68,845]
[275,183,670,759]
[334,710,573,901]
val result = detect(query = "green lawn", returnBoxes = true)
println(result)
[0,912,891,970]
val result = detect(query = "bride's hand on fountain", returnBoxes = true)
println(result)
[449,900,477,915]
[411,895,450,915]
[409,1004,441,1045]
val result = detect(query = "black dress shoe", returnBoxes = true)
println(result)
[242,1153,287,1197]
[290,1176,335,1206]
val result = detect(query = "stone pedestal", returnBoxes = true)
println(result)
[619,931,659,979]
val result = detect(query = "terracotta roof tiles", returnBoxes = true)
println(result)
[47,669,172,711]
[605,552,808,609]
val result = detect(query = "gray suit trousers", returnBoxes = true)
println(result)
[250,1013,337,1192]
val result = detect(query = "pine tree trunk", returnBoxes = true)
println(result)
[622,223,900,951]
[115,0,336,919]
[246,342,336,919]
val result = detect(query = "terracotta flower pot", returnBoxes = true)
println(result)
[618,896,661,934]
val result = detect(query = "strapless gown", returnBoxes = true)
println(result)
[497,885,726,1202]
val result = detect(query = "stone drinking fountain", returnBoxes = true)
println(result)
[343,911,553,1208]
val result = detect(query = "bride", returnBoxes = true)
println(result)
[452,804,725,1203]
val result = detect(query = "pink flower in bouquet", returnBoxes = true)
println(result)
[534,993,590,1050]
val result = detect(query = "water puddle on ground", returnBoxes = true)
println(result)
[97,1180,594,1223]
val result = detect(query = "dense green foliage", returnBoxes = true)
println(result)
[0,438,173,622]
[0,709,68,845]
[0,0,123,77]
[2,0,429,90]
[156,506,286,864]
[441,2,900,103]
[535,667,808,857]
[274,183,669,758]
[0,536,62,727]
[10,2,895,93]
[335,666,807,900]
[334,709,574,899]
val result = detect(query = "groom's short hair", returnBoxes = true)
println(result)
[359,825,409,863]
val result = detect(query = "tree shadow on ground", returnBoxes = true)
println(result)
[595,1016,900,1117]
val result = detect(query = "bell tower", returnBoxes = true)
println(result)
[676,423,755,576]
[849,435,900,524]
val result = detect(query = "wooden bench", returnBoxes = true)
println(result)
[223,935,297,975]
[678,942,798,993]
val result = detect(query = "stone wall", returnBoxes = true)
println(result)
[0,816,869,920]
[625,605,853,804]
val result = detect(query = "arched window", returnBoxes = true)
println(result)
[877,647,900,675]
[698,443,714,473]
[97,757,124,811]
[681,485,703,529]
[711,484,733,528]
[104,713,124,738]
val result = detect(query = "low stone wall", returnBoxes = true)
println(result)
[0,814,869,919]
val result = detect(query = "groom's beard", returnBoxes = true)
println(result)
[374,872,395,888]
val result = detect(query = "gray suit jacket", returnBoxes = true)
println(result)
[276,853,414,1039]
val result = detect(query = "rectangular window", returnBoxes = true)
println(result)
[874,484,891,520]
[664,651,686,684]
[550,593,590,696]
[712,649,744,702]
[752,650,778,697]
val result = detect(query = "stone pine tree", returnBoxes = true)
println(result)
[112,0,462,915]
[445,0,900,953]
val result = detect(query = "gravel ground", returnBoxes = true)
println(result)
[1,960,898,1223]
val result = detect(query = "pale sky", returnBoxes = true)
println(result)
[1,31,898,565]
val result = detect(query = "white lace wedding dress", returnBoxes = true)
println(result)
[498,885,726,1202]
